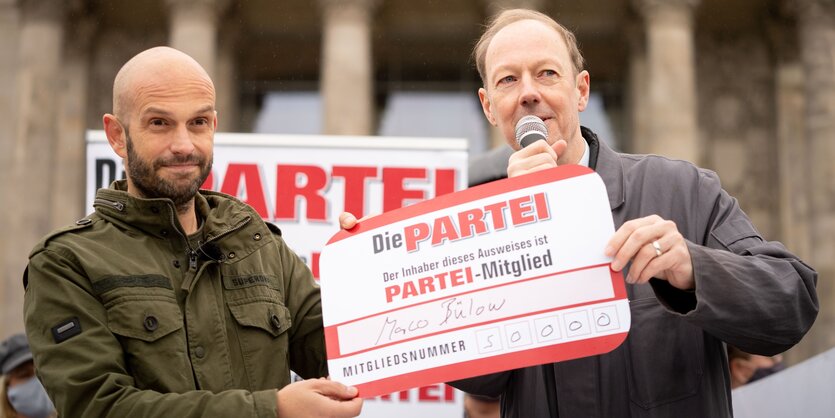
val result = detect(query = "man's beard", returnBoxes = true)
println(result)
[125,134,213,212]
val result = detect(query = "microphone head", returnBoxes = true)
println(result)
[515,115,548,148]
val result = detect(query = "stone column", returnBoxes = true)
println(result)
[635,0,700,163]
[4,0,65,338]
[52,15,95,228]
[0,0,20,340]
[798,0,835,356]
[319,0,378,135]
[215,20,239,132]
[627,21,649,153]
[166,0,228,80]
[768,14,811,263]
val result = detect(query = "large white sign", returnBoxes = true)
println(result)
[86,130,469,417]
[320,165,629,397]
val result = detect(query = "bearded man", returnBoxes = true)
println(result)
[22,47,362,418]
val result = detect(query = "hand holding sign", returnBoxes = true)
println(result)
[320,165,629,397]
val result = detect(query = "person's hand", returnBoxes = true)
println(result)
[605,215,694,290]
[506,139,568,178]
[339,212,374,230]
[338,212,359,230]
[275,378,363,418]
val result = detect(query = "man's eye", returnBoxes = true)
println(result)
[150,119,166,126]
[194,118,208,126]
[541,70,557,77]
[497,75,516,85]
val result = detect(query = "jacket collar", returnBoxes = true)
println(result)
[582,126,625,211]
[94,180,252,241]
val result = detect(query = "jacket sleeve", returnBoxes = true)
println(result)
[650,169,819,355]
[24,246,278,418]
[275,235,328,379]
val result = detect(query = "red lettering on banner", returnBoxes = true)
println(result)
[383,168,426,212]
[418,385,440,401]
[373,385,455,403]
[332,166,378,217]
[275,165,327,221]
[220,164,269,218]
[377,390,410,401]
[434,168,456,197]
[444,384,455,401]
[311,252,320,279]
[201,171,214,190]
[203,164,460,222]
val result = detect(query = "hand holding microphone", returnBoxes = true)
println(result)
[507,115,567,178]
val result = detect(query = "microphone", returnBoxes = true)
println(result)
[515,115,548,148]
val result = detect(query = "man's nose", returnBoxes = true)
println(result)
[170,125,196,154]
[518,75,541,106]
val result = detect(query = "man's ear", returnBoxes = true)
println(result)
[478,88,497,126]
[103,114,127,158]
[576,70,590,112]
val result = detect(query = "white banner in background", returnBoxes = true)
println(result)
[86,130,469,417]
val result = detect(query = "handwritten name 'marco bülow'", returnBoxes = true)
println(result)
[377,192,551,303]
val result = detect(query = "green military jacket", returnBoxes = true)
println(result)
[23,181,327,418]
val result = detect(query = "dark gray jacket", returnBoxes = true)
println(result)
[452,128,818,418]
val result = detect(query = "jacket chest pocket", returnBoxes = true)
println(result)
[624,298,704,410]
[104,295,192,391]
[226,288,292,389]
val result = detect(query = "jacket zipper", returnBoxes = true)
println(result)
[93,198,125,211]
[162,206,251,390]
[167,210,252,271]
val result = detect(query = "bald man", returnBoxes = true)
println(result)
[23,47,362,418]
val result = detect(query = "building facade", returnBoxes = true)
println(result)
[1,0,833,365]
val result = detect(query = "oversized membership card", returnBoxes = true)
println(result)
[319,165,629,397]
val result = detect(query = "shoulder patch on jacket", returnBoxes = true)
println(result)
[266,222,282,236]
[29,218,96,258]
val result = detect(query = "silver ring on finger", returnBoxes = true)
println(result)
[651,240,663,258]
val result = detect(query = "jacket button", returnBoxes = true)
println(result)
[228,252,236,259]
[270,313,281,330]
[160,230,168,237]
[253,233,262,241]
[143,315,159,332]
[172,259,181,268]
[194,346,205,358]
[75,218,92,225]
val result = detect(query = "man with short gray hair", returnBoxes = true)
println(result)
[449,9,818,417]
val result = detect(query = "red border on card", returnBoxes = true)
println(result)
[353,333,627,398]
[327,165,594,245]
